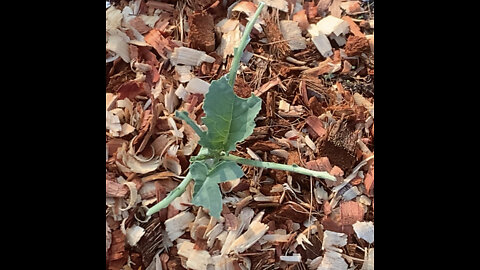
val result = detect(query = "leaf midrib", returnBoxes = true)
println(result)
[221,94,235,150]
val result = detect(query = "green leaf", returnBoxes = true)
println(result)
[175,111,213,150]
[191,160,244,219]
[189,162,209,191]
[201,76,262,153]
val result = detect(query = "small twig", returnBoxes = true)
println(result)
[287,66,309,71]
[252,53,274,61]
[258,38,295,45]
[286,56,307,65]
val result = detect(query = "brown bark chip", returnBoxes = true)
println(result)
[106,3,374,268]
[306,116,327,138]
[344,35,370,56]
[263,15,291,59]
[339,201,364,225]
[319,119,358,172]
[188,12,216,53]
[233,76,252,98]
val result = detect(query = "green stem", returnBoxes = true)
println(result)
[176,111,206,139]
[146,172,194,216]
[228,2,265,87]
[220,154,337,181]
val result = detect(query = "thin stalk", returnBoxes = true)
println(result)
[146,172,193,216]
[220,154,337,181]
[228,2,265,87]
[176,111,206,139]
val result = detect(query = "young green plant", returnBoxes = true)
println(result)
[146,2,335,219]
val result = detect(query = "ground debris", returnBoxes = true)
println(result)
[106,1,374,269]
